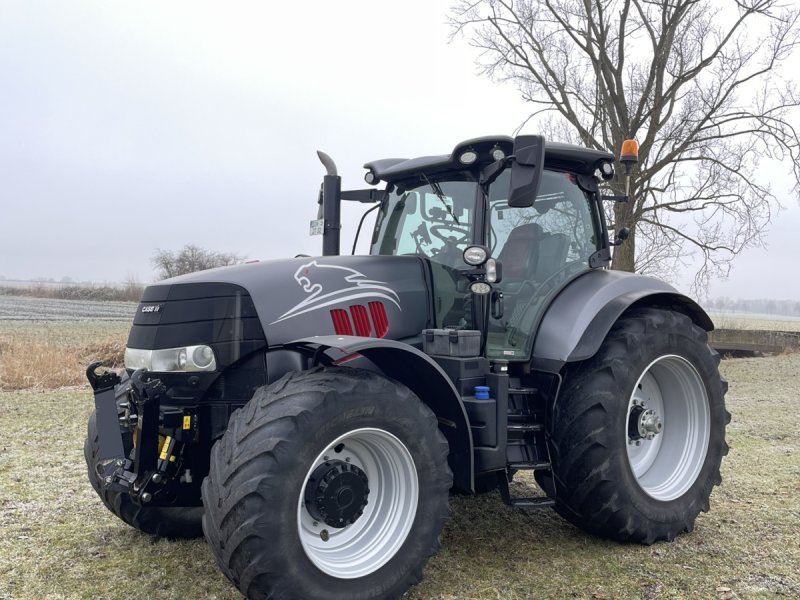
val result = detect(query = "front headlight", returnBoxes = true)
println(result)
[124,345,217,372]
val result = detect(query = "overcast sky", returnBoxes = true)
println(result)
[1,0,798,301]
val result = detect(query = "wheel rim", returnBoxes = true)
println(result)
[626,355,710,501]
[297,428,419,578]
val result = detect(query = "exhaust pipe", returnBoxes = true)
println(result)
[316,151,341,256]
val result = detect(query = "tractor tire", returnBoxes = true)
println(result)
[548,308,729,544]
[84,375,203,538]
[202,367,452,600]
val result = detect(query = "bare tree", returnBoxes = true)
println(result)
[151,245,242,280]
[451,0,800,290]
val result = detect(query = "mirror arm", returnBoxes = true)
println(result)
[340,189,388,203]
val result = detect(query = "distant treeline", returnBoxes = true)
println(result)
[0,282,143,302]
[707,297,800,317]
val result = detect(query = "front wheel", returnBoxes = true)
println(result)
[202,367,452,600]
[548,308,729,544]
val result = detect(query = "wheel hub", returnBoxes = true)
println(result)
[628,401,663,442]
[304,460,369,528]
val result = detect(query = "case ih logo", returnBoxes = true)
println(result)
[271,260,400,324]
[140,304,161,313]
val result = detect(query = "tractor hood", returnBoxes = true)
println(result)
[129,255,432,362]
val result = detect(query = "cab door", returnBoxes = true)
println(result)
[485,170,601,360]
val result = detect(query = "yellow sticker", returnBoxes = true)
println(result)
[159,436,172,461]
[182,416,191,430]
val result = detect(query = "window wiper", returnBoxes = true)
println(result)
[422,173,460,225]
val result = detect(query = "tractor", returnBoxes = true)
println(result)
[85,135,729,600]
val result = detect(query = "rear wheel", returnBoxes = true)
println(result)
[548,308,729,543]
[202,367,452,600]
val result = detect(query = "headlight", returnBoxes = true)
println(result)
[124,345,217,372]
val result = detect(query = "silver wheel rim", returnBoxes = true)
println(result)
[297,428,419,578]
[626,355,710,501]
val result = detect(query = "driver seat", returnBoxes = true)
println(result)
[498,223,543,287]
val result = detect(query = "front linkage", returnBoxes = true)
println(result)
[86,363,202,507]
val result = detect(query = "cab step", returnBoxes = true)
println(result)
[507,423,544,433]
[508,461,551,470]
[508,387,538,395]
[496,470,555,509]
[509,497,555,509]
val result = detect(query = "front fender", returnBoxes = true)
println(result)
[532,270,712,373]
[286,336,474,492]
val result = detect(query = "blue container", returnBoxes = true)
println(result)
[474,385,490,400]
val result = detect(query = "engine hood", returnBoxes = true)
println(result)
[139,255,432,349]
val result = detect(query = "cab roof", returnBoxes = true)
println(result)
[363,136,614,185]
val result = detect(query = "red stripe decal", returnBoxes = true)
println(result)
[368,301,389,338]
[330,309,353,335]
[349,305,371,337]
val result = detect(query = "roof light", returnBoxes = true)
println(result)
[599,161,614,180]
[364,171,378,185]
[459,150,478,165]
[490,146,506,161]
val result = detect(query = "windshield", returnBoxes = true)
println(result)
[370,177,477,268]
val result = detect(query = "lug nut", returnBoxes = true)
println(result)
[141,492,152,503]
[152,474,162,484]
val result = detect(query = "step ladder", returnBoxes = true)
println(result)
[499,386,555,509]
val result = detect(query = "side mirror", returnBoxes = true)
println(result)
[611,227,630,246]
[508,135,545,208]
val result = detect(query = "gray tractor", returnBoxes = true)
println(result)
[85,135,729,600]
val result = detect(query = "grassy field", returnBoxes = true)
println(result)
[0,321,129,390]
[709,312,800,332]
[1,317,798,599]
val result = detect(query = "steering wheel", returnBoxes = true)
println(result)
[430,224,470,245]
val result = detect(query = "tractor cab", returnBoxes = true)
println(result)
[348,135,615,360]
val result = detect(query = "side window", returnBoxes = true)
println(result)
[489,170,597,281]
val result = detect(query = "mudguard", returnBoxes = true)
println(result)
[287,335,474,492]
[532,270,713,373]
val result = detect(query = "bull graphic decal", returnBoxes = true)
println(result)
[271,260,401,324]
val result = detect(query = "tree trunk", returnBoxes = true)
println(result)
[611,197,636,272]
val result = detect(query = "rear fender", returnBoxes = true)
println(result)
[533,270,712,373]
[286,336,474,492]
